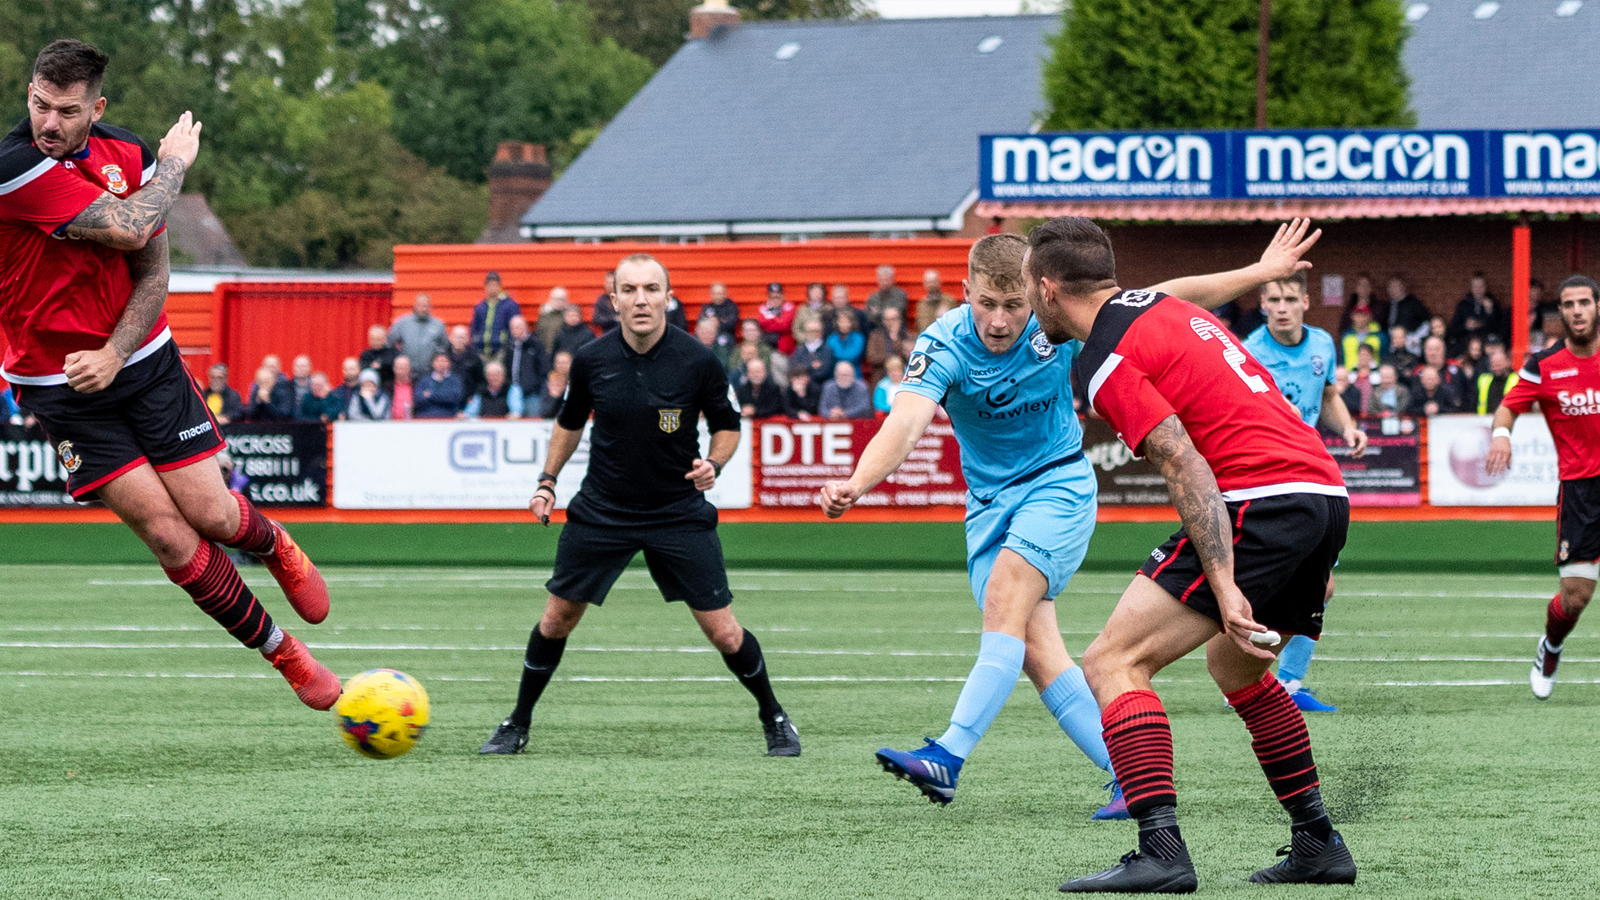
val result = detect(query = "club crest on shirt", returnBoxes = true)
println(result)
[1312,355,1326,377]
[57,440,82,474]
[101,164,128,194]
[1029,331,1056,361]
[658,408,682,433]
[1561,540,1570,562]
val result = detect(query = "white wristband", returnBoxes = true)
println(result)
[1492,427,1513,440]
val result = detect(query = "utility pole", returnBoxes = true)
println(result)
[1256,0,1271,127]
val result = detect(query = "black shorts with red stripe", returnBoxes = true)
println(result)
[1138,492,1349,638]
[1556,476,1600,567]
[13,342,224,499]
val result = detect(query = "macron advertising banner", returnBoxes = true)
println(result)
[1427,414,1558,507]
[752,417,967,510]
[332,420,752,510]
[980,129,1600,202]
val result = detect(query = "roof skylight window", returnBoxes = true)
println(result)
[977,36,1004,53]
[1405,3,1429,21]
[775,42,800,60]
[1474,2,1500,19]
[1557,0,1583,16]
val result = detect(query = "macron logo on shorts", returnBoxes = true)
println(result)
[178,421,214,441]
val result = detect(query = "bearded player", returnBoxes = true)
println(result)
[1487,274,1600,700]
[1025,217,1354,892]
[0,40,338,709]
[819,221,1320,818]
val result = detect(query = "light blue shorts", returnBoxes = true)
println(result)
[964,456,1097,608]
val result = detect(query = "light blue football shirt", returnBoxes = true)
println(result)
[1243,323,1337,426]
[899,305,1084,495]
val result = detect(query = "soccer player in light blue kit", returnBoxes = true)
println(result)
[819,222,1322,815]
[1244,270,1368,713]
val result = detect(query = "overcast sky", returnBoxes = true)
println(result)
[873,0,1063,17]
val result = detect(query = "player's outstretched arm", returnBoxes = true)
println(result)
[819,391,938,518]
[1319,383,1367,458]
[687,428,740,492]
[61,112,202,251]
[64,231,171,394]
[1485,404,1518,476]
[529,423,583,525]
[1147,218,1322,311]
[1142,415,1275,660]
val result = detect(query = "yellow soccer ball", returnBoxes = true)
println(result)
[334,669,430,759]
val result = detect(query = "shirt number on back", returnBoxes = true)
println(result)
[1189,317,1269,394]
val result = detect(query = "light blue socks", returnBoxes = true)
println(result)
[1040,666,1112,772]
[937,631,1025,759]
[1277,634,1316,686]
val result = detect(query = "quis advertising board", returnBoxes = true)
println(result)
[980,129,1600,202]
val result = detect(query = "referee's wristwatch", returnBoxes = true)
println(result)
[707,459,723,478]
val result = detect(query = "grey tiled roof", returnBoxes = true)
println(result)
[524,16,1055,232]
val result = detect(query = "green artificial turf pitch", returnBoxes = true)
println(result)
[1,565,1596,899]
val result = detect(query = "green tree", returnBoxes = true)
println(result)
[1043,0,1412,130]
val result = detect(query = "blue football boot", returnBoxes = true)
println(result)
[875,738,963,805]
[1288,688,1338,713]
[1091,779,1130,820]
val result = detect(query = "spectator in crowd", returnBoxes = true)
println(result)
[1529,278,1557,332]
[1458,335,1488,381]
[244,366,294,421]
[390,356,415,420]
[464,360,523,419]
[1350,344,1378,412]
[702,282,740,340]
[1334,366,1362,419]
[829,283,867,336]
[1340,301,1385,368]
[1536,310,1564,350]
[821,360,872,420]
[865,305,913,377]
[1338,273,1382,335]
[447,324,486,400]
[729,319,775,379]
[534,351,572,420]
[1370,364,1409,417]
[415,351,466,419]
[735,357,785,418]
[915,269,959,333]
[1407,365,1463,416]
[665,291,690,332]
[785,369,820,419]
[864,264,909,326]
[1385,325,1419,373]
[591,271,619,332]
[329,357,360,413]
[261,353,285,383]
[298,372,342,422]
[695,314,735,370]
[757,283,796,354]
[390,292,447,376]
[554,304,597,357]
[1417,334,1467,397]
[505,314,549,399]
[873,355,905,413]
[1214,290,1265,339]
[1382,274,1430,344]
[359,325,397,389]
[289,354,314,410]
[1448,271,1509,355]
[1473,342,1520,414]
[789,318,834,382]
[346,369,390,420]
[791,282,830,345]
[535,286,570,353]
[203,363,243,425]
[826,310,865,375]
[1423,313,1448,347]
[470,272,521,366]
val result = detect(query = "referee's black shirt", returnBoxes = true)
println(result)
[558,327,741,527]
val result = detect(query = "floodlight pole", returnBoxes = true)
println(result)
[1256,0,1271,128]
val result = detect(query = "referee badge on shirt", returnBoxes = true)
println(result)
[659,409,682,433]
[57,440,82,474]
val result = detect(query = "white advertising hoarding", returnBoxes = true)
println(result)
[1426,413,1558,506]
[332,420,752,510]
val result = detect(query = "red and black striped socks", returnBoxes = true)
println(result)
[223,490,277,555]
[1225,673,1332,854]
[1546,596,1580,649]
[163,539,277,650]
[1102,690,1185,859]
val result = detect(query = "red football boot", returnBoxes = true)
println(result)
[258,521,330,624]
[265,633,342,710]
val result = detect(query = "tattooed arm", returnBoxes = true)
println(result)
[1142,414,1276,659]
[60,111,202,251]
[63,232,170,394]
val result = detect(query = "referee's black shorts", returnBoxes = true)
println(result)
[547,519,734,611]
[1138,492,1349,639]
[13,342,224,500]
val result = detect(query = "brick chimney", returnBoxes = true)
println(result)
[689,0,740,40]
[480,141,551,243]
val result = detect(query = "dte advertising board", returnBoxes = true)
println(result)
[753,417,967,510]
[981,129,1600,202]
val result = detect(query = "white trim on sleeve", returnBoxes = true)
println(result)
[0,158,55,195]
[1085,352,1124,409]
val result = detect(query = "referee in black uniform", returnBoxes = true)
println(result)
[480,253,800,757]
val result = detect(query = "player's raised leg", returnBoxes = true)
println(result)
[1023,601,1125,819]
[1533,573,1594,699]
[692,605,799,756]
[481,593,585,754]
[98,464,340,709]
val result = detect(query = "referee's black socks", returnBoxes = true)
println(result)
[722,628,783,721]
[509,625,567,729]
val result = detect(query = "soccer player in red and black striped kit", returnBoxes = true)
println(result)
[1487,274,1600,700]
[0,40,338,709]
[1024,218,1355,893]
